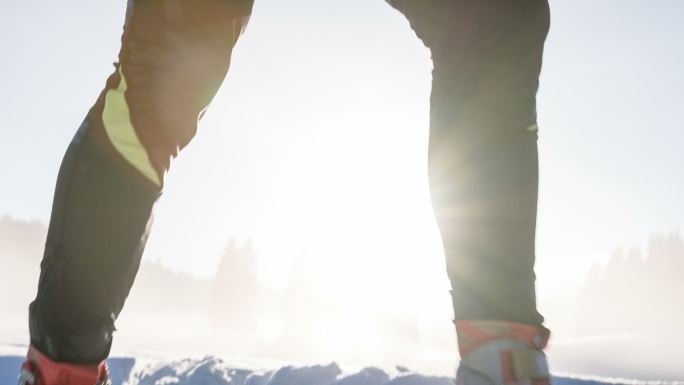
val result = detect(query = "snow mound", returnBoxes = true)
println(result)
[124,357,452,385]
[2,355,681,385]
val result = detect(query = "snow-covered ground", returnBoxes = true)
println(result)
[2,353,683,385]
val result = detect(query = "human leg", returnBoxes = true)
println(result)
[387,0,551,382]
[27,0,254,369]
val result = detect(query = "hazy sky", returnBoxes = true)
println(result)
[2,0,684,330]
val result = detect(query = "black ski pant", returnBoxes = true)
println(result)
[29,0,550,364]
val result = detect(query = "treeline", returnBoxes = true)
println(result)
[0,216,419,351]
[209,239,422,349]
[0,216,45,320]
[576,231,684,335]
[5,216,682,341]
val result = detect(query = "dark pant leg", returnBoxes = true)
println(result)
[29,0,254,364]
[388,0,550,328]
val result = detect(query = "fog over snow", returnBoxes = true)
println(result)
[2,216,684,381]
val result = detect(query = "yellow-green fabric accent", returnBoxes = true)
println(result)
[525,123,539,132]
[102,67,162,186]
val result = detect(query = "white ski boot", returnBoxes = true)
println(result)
[455,320,551,385]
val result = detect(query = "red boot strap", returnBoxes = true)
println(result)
[455,320,549,356]
[96,362,110,385]
[27,345,106,385]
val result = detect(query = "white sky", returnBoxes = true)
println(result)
[2,0,684,364]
